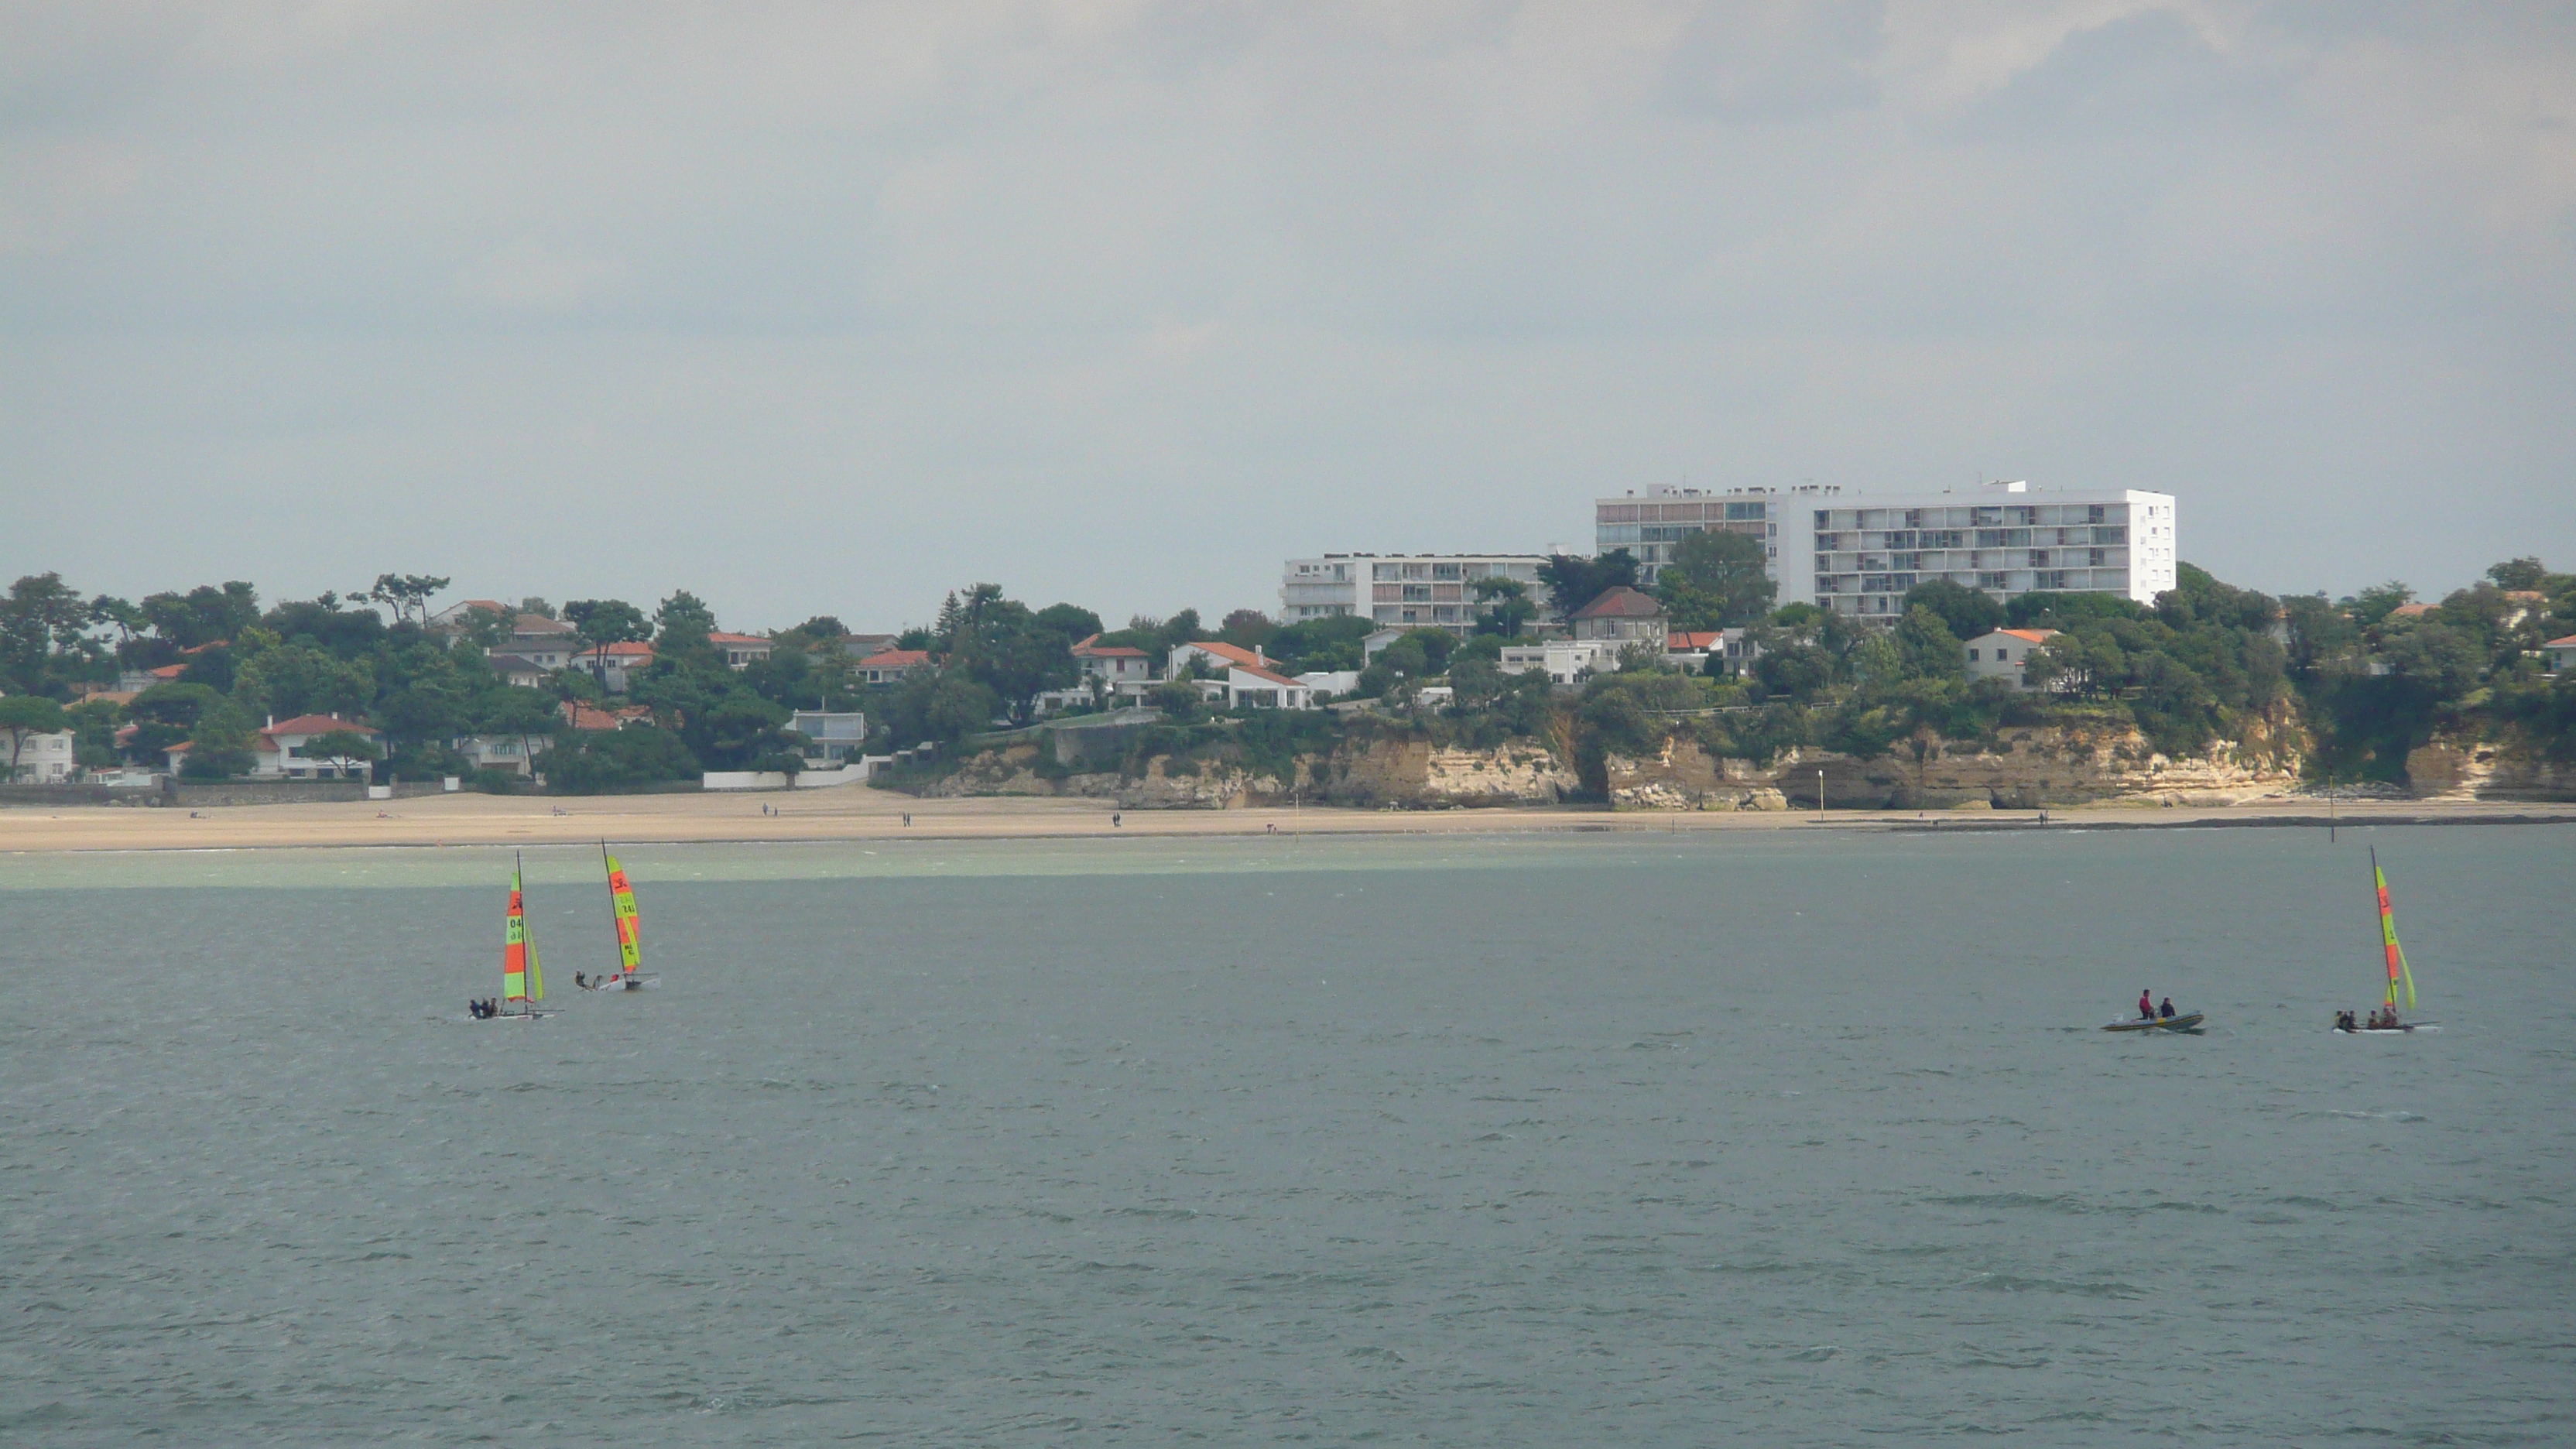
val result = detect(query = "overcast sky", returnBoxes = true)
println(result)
[4,2,2570,633]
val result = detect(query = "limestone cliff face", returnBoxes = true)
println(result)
[1324,738,1575,807]
[1605,724,2304,811]
[915,736,1575,809]
[2404,737,2576,801]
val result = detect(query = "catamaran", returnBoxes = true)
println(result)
[584,844,659,991]
[2334,845,2437,1034]
[488,851,552,1020]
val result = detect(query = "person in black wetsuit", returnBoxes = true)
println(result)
[2159,997,2176,1019]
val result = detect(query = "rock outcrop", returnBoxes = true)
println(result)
[2404,737,2576,801]
[916,736,1576,810]
[1605,724,2304,811]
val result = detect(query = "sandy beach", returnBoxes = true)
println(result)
[2,785,2567,854]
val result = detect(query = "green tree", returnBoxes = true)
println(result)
[1264,615,1373,672]
[0,694,68,779]
[1900,577,2005,642]
[1033,604,1105,640]
[124,683,225,762]
[1656,530,1777,630]
[653,591,716,642]
[180,701,259,779]
[235,642,375,721]
[365,573,451,625]
[2486,557,2548,591]
[1470,577,1536,637]
[1537,550,1640,621]
[564,599,653,680]
[1218,609,1277,649]
[302,729,382,779]
[1890,606,1967,681]
[2349,581,2415,628]
[1,573,93,690]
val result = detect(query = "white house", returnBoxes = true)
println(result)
[453,735,540,777]
[1571,587,1669,643]
[857,649,933,685]
[1187,664,1317,710]
[485,654,553,689]
[1495,639,1622,685]
[252,714,382,779]
[709,632,774,670]
[1071,634,1151,685]
[2545,634,2576,673]
[7,728,77,783]
[789,710,868,764]
[502,614,581,670]
[1166,640,1273,677]
[1964,628,2061,690]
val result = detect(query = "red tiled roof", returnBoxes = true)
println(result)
[2546,634,2576,648]
[147,664,185,679]
[859,649,932,668]
[1571,587,1664,620]
[1072,635,1147,658]
[262,714,377,738]
[1995,628,2059,644]
[601,640,655,657]
[2389,602,2435,618]
[1235,664,1304,688]
[559,701,651,731]
[1668,631,1723,649]
[1183,641,1264,666]
[513,613,574,633]
[707,632,772,646]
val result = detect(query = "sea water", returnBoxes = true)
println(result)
[2,824,2569,1445]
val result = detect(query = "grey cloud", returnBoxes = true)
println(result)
[1,1,2570,627]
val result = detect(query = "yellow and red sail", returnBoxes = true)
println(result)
[502,861,544,1005]
[504,868,529,1002]
[606,852,642,975]
[2373,852,2414,1010]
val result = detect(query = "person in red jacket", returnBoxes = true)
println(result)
[2139,989,2155,1020]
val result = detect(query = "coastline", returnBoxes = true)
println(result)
[1,786,2567,854]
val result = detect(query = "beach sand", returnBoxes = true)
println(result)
[1,785,2566,853]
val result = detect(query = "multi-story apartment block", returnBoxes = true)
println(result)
[1593,488,1776,586]
[1597,481,2177,622]
[1279,554,1552,632]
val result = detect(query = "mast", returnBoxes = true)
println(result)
[523,851,544,1014]
[601,839,619,981]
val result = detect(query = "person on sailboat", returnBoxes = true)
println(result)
[2138,989,2155,1021]
[2159,997,2176,1019]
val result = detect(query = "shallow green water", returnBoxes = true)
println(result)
[3,826,2570,1444]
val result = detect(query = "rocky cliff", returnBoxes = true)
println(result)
[1605,722,2304,811]
[916,737,1576,810]
[2403,737,2576,801]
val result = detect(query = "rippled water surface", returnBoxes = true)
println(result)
[4,825,2571,1445]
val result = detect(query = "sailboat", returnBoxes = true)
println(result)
[2334,845,2438,1035]
[584,844,659,991]
[488,851,552,1020]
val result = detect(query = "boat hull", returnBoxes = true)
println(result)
[2334,1022,2439,1035]
[2102,1012,2205,1033]
[587,973,658,991]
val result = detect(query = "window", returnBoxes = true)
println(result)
[1432,564,1461,580]
[1725,501,1765,520]
[1967,649,1980,662]
[1995,649,2009,662]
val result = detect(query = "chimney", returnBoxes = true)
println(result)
[1255,645,1266,666]
[265,714,274,728]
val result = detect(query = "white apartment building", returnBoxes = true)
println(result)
[1597,481,2177,622]
[1279,554,1552,632]
[1593,488,1776,586]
